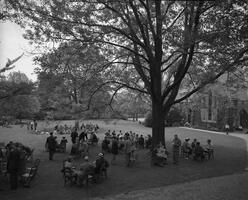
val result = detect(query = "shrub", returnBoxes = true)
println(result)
[165,108,184,127]
[144,112,152,127]
[144,107,184,127]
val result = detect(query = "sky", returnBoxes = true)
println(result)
[0,21,37,81]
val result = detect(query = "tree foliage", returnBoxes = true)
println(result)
[0,72,39,119]
[9,0,248,147]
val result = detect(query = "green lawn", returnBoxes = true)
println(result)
[0,119,246,200]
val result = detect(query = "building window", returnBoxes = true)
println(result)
[208,91,212,120]
[201,109,208,122]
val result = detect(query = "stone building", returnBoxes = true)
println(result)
[182,73,248,131]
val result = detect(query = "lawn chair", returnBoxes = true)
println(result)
[26,159,40,175]
[21,167,37,187]
[61,161,77,186]
[0,160,8,176]
[84,165,97,186]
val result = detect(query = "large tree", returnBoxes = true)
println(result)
[9,0,248,148]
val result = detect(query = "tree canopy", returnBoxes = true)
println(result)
[8,0,248,147]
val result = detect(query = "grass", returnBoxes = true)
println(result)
[0,119,246,200]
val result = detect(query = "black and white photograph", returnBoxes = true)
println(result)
[0,0,248,199]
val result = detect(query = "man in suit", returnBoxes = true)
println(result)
[46,132,57,160]
[7,144,20,190]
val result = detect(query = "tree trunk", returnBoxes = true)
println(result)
[152,99,165,148]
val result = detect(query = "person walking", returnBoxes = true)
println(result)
[225,124,230,135]
[30,121,34,130]
[46,132,57,160]
[172,134,181,164]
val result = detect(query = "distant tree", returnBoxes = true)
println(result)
[0,72,39,119]
[114,90,150,121]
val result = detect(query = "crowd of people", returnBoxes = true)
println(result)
[100,130,214,167]
[181,137,214,161]
[101,130,152,166]
[45,122,100,161]
[54,122,99,136]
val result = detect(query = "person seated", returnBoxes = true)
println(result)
[78,141,89,157]
[204,139,214,159]
[94,153,109,180]
[61,156,75,174]
[153,142,168,167]
[77,156,95,186]
[182,138,192,159]
[193,142,205,161]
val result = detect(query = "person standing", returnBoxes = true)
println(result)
[225,124,230,135]
[27,121,30,130]
[172,134,181,164]
[7,144,20,190]
[46,132,57,160]
[79,130,87,142]
[71,129,78,144]
[30,121,34,130]
[124,134,132,167]
[34,120,38,131]
[111,137,119,165]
